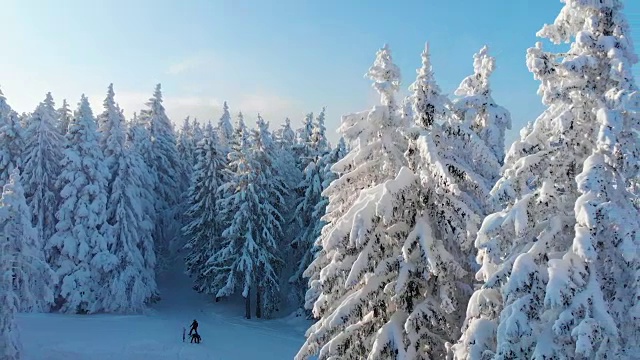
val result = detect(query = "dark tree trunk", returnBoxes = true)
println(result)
[256,287,262,319]
[245,289,251,319]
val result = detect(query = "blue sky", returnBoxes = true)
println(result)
[1,0,638,145]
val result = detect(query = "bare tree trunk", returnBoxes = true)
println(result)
[256,287,262,319]
[245,289,251,319]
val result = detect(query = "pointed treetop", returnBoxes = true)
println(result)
[223,101,229,112]
[236,112,245,128]
[76,94,95,120]
[409,41,449,128]
[204,121,215,138]
[455,45,495,97]
[44,92,55,107]
[153,84,163,102]
[366,44,401,109]
[103,83,117,109]
[420,42,434,76]
[316,107,326,126]
[256,113,266,127]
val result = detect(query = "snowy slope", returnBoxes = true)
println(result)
[16,257,311,360]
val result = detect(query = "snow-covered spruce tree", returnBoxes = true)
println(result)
[204,121,216,140]
[0,88,24,188]
[177,116,197,173]
[296,44,408,360]
[209,116,284,319]
[176,116,197,202]
[97,84,126,199]
[138,84,183,265]
[391,42,509,359]
[125,115,159,301]
[127,113,157,222]
[183,132,226,294]
[312,108,329,154]
[216,101,234,154]
[47,95,114,314]
[95,88,159,312]
[294,112,315,171]
[22,93,65,244]
[192,118,205,147]
[0,169,56,313]
[453,1,640,358]
[251,115,287,318]
[290,109,331,309]
[453,46,511,166]
[274,117,303,192]
[299,137,347,312]
[0,239,21,360]
[56,99,72,136]
[275,117,297,149]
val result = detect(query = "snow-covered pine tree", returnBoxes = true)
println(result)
[311,108,329,154]
[102,135,159,313]
[296,44,408,360]
[183,131,226,294]
[0,169,56,313]
[97,84,126,200]
[0,238,21,360]
[204,121,216,140]
[47,95,114,314]
[290,108,331,309]
[275,118,297,149]
[453,46,512,166]
[274,117,303,192]
[216,101,234,154]
[454,1,640,358]
[138,84,183,266]
[192,118,205,146]
[294,112,315,171]
[0,88,24,188]
[95,86,159,312]
[297,137,347,313]
[177,116,196,172]
[22,93,65,244]
[207,124,257,318]
[176,116,197,201]
[391,42,509,359]
[126,115,159,302]
[208,114,284,319]
[251,115,287,318]
[127,113,157,222]
[57,99,72,136]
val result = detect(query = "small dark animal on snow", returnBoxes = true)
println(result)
[190,332,201,344]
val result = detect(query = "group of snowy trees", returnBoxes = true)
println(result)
[297,1,639,359]
[180,99,347,319]
[1,0,638,358]
[0,84,185,358]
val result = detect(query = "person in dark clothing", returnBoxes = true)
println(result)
[189,319,198,335]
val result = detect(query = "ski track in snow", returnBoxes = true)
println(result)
[16,257,312,360]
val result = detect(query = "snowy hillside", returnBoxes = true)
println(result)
[16,259,311,360]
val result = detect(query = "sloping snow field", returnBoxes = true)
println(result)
[16,259,311,359]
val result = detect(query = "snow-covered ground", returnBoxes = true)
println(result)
[16,259,312,360]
